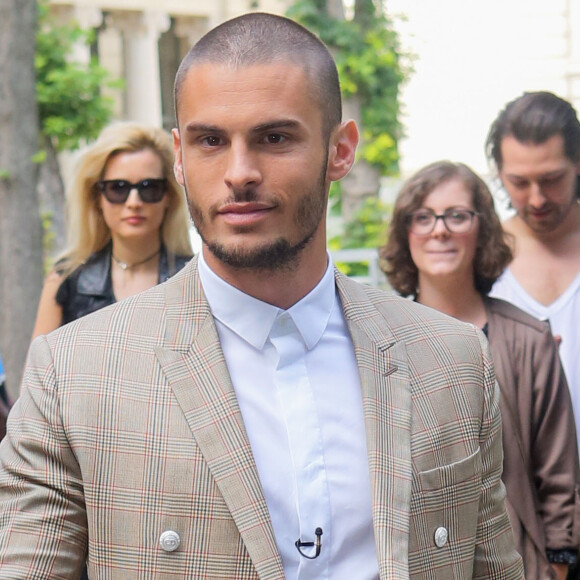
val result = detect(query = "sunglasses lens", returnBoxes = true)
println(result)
[98,179,167,203]
[100,180,131,204]
[139,179,167,203]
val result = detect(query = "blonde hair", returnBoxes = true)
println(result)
[58,122,192,277]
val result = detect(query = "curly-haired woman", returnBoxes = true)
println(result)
[381,160,580,580]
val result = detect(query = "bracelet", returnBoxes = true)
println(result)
[546,548,578,565]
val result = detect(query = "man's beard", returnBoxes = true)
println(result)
[521,192,579,233]
[516,175,580,234]
[205,234,312,271]
[185,161,328,272]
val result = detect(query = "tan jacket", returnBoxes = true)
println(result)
[485,297,580,580]
[0,260,524,579]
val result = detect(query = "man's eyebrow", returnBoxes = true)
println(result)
[540,168,569,178]
[183,120,300,135]
[505,167,568,179]
[252,120,301,133]
[184,122,224,134]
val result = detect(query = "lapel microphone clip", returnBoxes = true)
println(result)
[295,527,323,559]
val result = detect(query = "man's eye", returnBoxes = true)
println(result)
[264,134,285,144]
[541,175,563,186]
[202,136,221,147]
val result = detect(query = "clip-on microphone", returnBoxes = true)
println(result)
[295,527,323,559]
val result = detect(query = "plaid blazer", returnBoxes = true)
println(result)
[0,258,523,579]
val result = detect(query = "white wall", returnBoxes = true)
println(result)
[389,0,580,179]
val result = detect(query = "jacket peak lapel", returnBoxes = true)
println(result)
[156,260,284,579]
[337,272,413,579]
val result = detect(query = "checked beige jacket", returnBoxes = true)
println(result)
[0,258,523,579]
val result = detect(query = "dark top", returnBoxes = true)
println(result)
[56,243,191,325]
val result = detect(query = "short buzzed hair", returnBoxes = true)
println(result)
[174,12,342,138]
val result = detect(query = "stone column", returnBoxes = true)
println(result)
[72,7,103,64]
[174,15,209,48]
[49,4,103,64]
[108,11,170,126]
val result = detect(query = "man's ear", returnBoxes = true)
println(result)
[172,128,185,186]
[327,120,359,182]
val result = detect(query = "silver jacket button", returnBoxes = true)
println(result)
[434,526,448,548]
[159,530,181,552]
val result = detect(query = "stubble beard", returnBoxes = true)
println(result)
[185,161,328,272]
[520,194,579,234]
[515,175,580,234]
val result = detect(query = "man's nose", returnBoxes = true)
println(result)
[224,141,262,191]
[528,181,546,207]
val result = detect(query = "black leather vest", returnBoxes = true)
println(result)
[56,244,191,325]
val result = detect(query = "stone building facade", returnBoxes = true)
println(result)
[389,0,580,176]
[48,0,291,131]
[49,1,580,179]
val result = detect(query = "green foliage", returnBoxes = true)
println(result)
[287,0,407,175]
[329,196,391,276]
[36,0,121,152]
[40,211,56,274]
[31,150,47,164]
[328,181,342,216]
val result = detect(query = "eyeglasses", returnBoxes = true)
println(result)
[407,207,479,235]
[96,179,168,204]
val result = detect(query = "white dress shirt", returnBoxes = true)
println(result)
[198,252,379,580]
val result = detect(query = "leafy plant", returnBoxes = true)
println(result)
[329,196,392,277]
[34,1,123,264]
[41,211,57,274]
[287,0,408,175]
[36,0,122,152]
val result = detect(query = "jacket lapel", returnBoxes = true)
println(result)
[155,259,284,580]
[337,272,413,579]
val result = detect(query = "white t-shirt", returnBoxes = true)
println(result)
[491,268,580,450]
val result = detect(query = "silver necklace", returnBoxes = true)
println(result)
[112,249,160,271]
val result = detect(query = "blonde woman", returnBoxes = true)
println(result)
[32,122,193,337]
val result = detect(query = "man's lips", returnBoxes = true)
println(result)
[528,206,552,218]
[216,202,275,224]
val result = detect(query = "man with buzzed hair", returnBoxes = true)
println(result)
[174,14,342,142]
[0,12,523,579]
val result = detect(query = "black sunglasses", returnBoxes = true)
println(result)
[96,178,168,204]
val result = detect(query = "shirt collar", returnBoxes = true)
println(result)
[198,251,336,351]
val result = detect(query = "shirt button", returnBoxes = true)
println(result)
[159,530,181,552]
[434,526,448,548]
